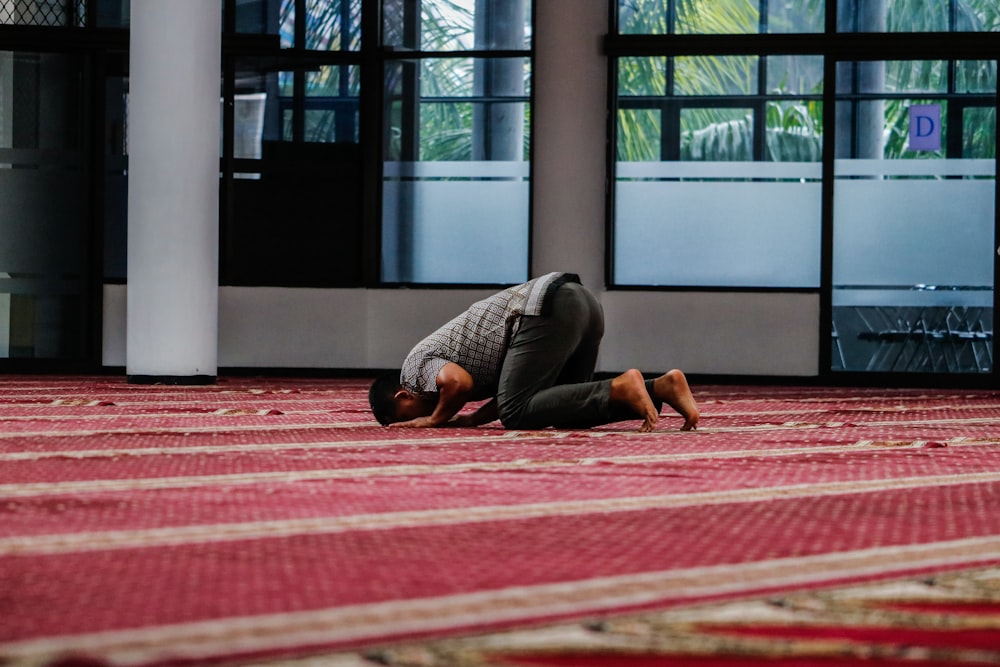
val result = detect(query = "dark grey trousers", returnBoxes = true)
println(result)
[496,282,661,429]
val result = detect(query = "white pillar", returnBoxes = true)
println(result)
[127,0,220,383]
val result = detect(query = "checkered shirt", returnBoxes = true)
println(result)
[400,272,577,400]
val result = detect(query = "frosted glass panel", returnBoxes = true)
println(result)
[833,159,995,299]
[614,162,822,287]
[382,161,529,284]
[832,158,995,374]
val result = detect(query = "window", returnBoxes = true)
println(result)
[100,0,533,288]
[613,50,824,287]
[610,0,998,377]
[0,52,91,360]
[217,0,365,286]
[6,1,534,294]
[0,0,533,371]
[225,0,534,286]
[832,59,996,373]
[380,0,532,284]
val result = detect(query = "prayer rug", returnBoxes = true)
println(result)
[1,376,999,666]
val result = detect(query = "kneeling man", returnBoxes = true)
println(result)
[369,272,699,432]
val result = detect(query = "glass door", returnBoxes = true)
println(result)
[831,59,996,376]
[0,51,93,364]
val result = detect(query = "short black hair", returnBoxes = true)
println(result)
[369,371,402,426]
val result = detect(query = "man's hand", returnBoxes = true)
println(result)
[388,416,437,428]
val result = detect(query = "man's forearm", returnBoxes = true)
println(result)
[424,394,466,426]
[450,398,498,427]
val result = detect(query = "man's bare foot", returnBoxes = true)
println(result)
[652,369,700,431]
[610,368,659,432]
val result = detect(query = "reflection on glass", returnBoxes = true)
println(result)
[226,55,364,286]
[262,0,362,48]
[96,0,129,27]
[228,59,363,151]
[262,65,360,145]
[305,0,361,50]
[304,65,361,143]
[235,0,278,34]
[0,52,89,359]
[105,73,128,280]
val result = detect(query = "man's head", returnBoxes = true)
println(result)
[368,371,435,426]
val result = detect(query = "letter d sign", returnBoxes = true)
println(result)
[909,104,941,151]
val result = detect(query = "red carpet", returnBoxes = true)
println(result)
[1,376,1000,666]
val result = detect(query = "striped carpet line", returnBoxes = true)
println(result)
[4,471,1000,555]
[0,433,525,461]
[0,384,980,399]
[1,433,996,464]
[766,416,1000,429]
[4,398,996,411]
[2,415,999,442]
[710,392,994,403]
[4,443,1000,500]
[0,393,360,404]
[5,403,1000,421]
[5,401,349,410]
[4,535,1000,667]
[0,410,335,422]
[704,404,1000,417]
[0,421,372,439]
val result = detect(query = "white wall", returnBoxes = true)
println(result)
[103,1,821,378]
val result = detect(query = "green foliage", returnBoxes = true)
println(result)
[675,0,758,34]
[618,109,661,161]
[676,102,823,162]
[765,101,824,161]
[682,116,754,161]
[401,2,531,161]
[616,0,998,162]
